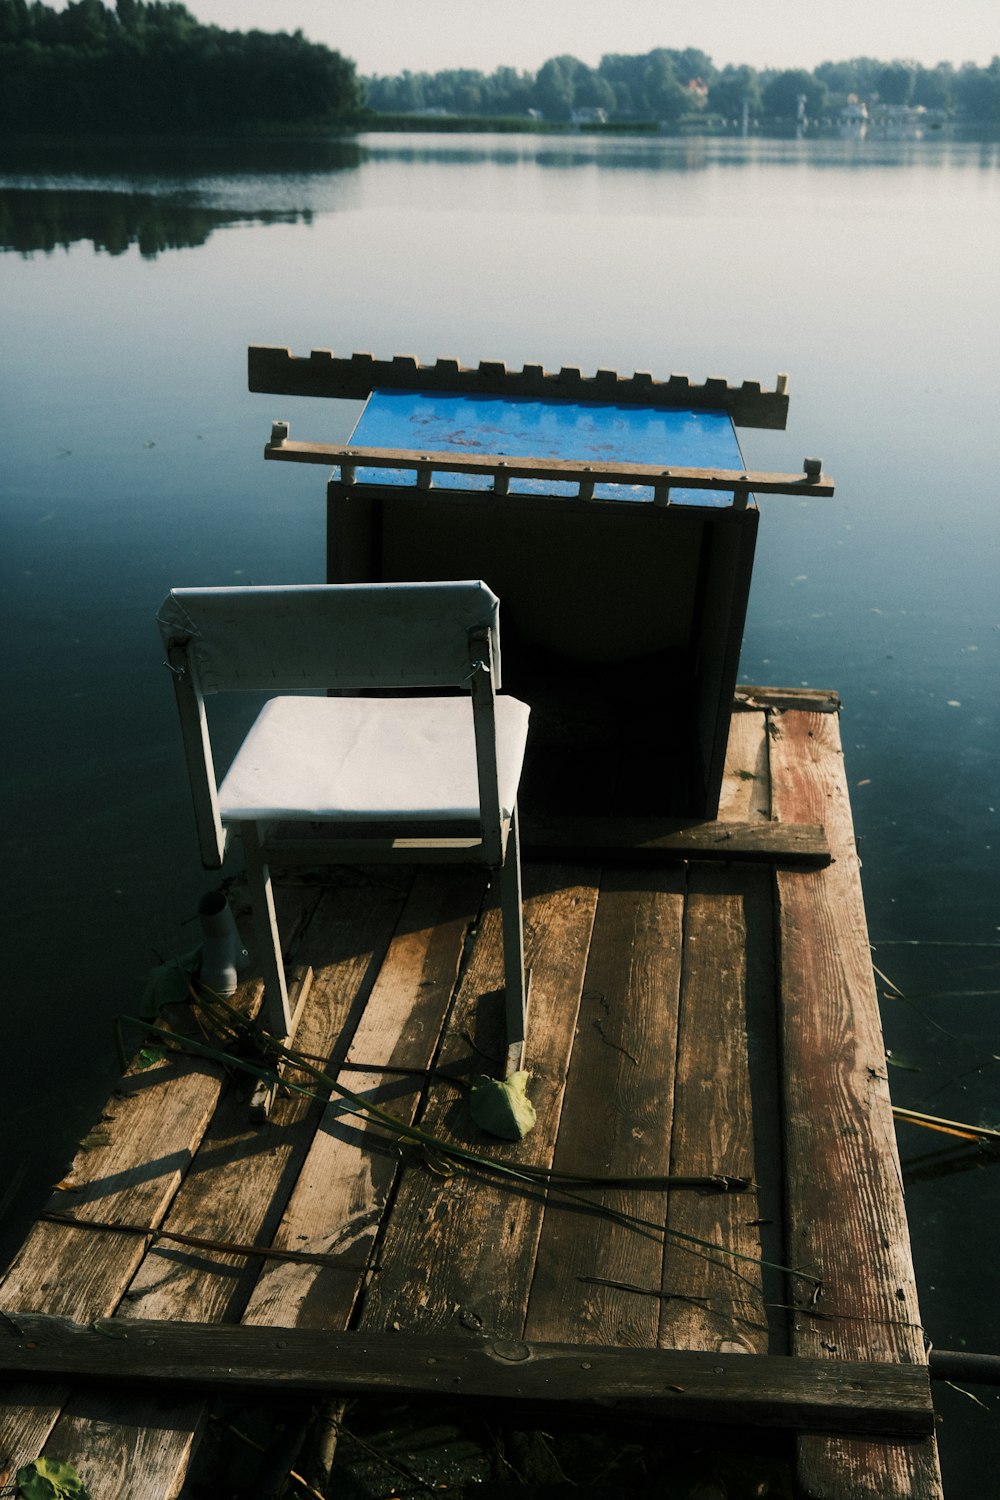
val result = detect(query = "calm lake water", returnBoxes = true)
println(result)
[2,132,998,1492]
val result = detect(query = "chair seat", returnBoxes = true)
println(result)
[218,693,531,824]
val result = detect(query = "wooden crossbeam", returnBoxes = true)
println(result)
[0,1315,934,1438]
[521,817,831,866]
[248,346,791,429]
[735,685,842,714]
[263,433,834,503]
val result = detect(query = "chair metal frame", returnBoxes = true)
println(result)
[158,582,528,1074]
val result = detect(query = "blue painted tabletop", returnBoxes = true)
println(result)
[346,389,747,507]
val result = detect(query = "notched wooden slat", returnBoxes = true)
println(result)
[246,347,791,427]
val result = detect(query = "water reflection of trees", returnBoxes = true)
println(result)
[0,187,314,258]
[0,133,366,180]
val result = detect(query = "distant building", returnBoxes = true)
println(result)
[870,103,947,140]
[570,107,608,126]
[839,98,869,137]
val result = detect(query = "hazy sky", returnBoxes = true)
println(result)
[167,1,994,74]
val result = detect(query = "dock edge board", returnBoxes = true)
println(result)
[0,1315,935,1440]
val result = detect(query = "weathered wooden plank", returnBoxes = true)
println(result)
[0,1059,223,1321]
[247,346,791,429]
[659,866,782,1355]
[127,876,407,1320]
[790,1437,945,1500]
[0,1317,934,1438]
[719,705,773,822]
[771,709,942,1500]
[242,867,484,1332]
[521,817,828,864]
[359,864,600,1340]
[125,878,409,1326]
[717,707,771,822]
[13,874,408,1497]
[0,1039,226,1465]
[264,437,833,498]
[524,866,686,1347]
[9,1392,208,1499]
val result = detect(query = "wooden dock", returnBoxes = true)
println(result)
[0,692,943,1499]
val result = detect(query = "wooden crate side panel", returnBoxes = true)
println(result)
[770,709,942,1500]
[691,515,759,819]
[359,865,600,1340]
[524,866,686,1347]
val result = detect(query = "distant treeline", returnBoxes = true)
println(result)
[0,0,362,131]
[365,50,1000,126]
[2,3,998,134]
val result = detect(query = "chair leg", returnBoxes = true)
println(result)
[241,820,292,1039]
[499,805,528,1076]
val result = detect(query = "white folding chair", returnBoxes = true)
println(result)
[157,581,530,1075]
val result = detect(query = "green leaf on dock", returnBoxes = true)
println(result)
[139,945,202,1018]
[469,1071,537,1139]
[135,1044,168,1070]
[16,1458,92,1500]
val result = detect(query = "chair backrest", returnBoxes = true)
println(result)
[158,581,506,868]
[157,580,502,693]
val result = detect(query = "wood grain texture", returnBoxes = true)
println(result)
[659,865,780,1356]
[717,708,771,823]
[0,1045,224,1466]
[123,877,407,1327]
[242,868,483,1332]
[265,440,832,498]
[524,865,686,1347]
[770,709,942,1500]
[359,864,600,1341]
[8,874,407,1496]
[25,1393,205,1500]
[0,1316,934,1439]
